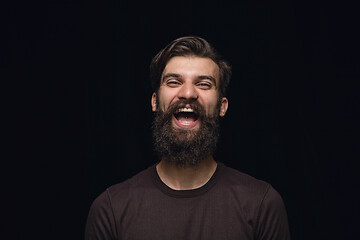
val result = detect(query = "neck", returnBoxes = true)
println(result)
[156,156,217,190]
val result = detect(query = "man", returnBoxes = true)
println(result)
[85,36,291,240]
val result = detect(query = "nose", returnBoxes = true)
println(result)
[177,82,198,100]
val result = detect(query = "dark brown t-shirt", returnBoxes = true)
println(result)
[85,162,290,240]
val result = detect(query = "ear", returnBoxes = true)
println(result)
[151,92,157,112]
[219,97,228,117]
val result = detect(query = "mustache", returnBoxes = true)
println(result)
[159,99,206,119]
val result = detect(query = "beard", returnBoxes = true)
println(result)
[152,99,221,168]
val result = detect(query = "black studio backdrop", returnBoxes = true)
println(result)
[6,0,359,239]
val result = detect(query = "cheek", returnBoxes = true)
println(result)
[157,94,172,112]
[203,97,220,116]
[158,89,180,111]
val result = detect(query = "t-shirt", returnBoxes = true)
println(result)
[85,162,290,240]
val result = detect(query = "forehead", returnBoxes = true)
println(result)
[162,56,220,83]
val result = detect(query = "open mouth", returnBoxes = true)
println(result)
[173,107,199,128]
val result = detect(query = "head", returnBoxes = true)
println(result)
[150,36,231,99]
[150,36,232,167]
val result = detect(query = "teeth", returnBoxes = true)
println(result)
[176,108,194,114]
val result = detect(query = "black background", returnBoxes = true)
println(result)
[5,0,359,239]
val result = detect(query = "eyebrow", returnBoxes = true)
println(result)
[162,73,217,86]
[162,73,181,82]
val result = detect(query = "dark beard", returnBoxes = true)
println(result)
[152,99,221,168]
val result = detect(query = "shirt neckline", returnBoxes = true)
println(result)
[151,162,222,198]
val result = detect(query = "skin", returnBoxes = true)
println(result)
[151,56,229,190]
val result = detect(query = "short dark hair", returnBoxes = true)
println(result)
[150,36,232,98]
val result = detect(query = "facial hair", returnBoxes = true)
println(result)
[152,99,221,168]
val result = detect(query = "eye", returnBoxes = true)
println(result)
[196,81,212,89]
[166,80,182,87]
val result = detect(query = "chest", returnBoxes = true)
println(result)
[115,191,256,240]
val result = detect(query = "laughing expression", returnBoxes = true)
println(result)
[151,56,228,131]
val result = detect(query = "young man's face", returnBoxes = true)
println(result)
[151,56,228,131]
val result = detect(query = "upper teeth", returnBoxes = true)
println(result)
[177,108,194,113]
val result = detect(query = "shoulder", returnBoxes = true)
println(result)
[218,163,270,197]
[217,163,287,211]
[90,165,155,208]
[106,164,156,200]
[217,163,290,239]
